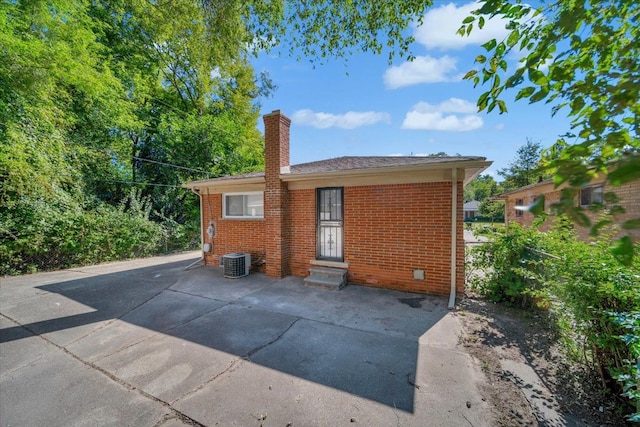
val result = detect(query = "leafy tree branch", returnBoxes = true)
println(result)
[459,0,640,263]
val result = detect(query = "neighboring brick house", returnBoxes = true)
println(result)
[463,200,480,219]
[495,177,640,242]
[184,110,491,300]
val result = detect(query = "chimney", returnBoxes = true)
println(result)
[262,110,291,278]
[263,110,291,176]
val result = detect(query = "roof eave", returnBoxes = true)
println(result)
[281,160,492,182]
[493,178,556,199]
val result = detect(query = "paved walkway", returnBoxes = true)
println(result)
[1,253,493,426]
[464,228,490,244]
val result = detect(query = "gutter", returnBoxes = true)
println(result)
[448,168,458,309]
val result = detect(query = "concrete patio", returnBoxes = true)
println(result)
[0,252,493,426]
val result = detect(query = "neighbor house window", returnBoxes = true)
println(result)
[223,192,263,218]
[580,185,603,207]
[515,198,524,217]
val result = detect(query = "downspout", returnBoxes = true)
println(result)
[448,168,458,309]
[185,187,205,270]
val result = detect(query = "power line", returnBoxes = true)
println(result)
[83,146,213,176]
[132,156,211,176]
[90,179,184,188]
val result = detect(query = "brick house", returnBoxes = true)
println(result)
[183,110,491,302]
[495,177,640,242]
[463,200,480,220]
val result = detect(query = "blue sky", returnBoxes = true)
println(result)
[250,1,570,179]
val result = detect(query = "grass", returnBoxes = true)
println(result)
[465,221,505,234]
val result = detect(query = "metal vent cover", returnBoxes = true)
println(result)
[222,253,250,278]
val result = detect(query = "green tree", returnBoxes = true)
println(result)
[86,0,269,221]
[497,139,545,191]
[479,199,505,223]
[459,0,640,262]
[0,0,271,273]
[240,0,433,63]
[464,174,502,202]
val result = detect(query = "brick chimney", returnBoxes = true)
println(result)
[263,110,291,278]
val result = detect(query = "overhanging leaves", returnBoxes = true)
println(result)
[460,0,640,263]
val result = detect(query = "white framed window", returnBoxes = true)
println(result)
[580,185,603,207]
[223,192,264,219]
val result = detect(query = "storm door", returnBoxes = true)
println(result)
[316,187,343,261]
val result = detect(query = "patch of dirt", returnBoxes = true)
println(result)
[455,294,629,426]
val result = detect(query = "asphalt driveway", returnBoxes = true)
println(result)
[0,252,493,426]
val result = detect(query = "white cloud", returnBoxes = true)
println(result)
[383,55,458,89]
[495,123,505,130]
[414,2,511,50]
[401,99,483,132]
[291,109,391,129]
[483,167,497,177]
[414,98,478,114]
[383,2,541,90]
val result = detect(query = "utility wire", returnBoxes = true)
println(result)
[132,156,211,176]
[90,179,185,188]
[83,146,213,177]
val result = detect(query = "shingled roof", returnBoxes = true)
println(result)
[185,155,487,188]
[289,156,485,174]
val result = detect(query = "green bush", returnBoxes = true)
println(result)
[468,222,550,307]
[0,189,197,275]
[468,221,640,419]
[546,234,640,420]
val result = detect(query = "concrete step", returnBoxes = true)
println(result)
[307,266,347,280]
[303,276,346,290]
[304,266,347,290]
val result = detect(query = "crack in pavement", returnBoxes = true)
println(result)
[170,357,245,406]
[169,317,301,406]
[244,317,300,360]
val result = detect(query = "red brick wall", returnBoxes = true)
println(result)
[505,179,640,242]
[505,190,561,231]
[204,181,465,295]
[612,180,640,242]
[340,182,464,295]
[287,189,316,277]
[201,193,266,272]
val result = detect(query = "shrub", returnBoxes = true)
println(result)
[546,235,640,419]
[468,222,550,307]
[468,221,640,419]
[0,189,196,275]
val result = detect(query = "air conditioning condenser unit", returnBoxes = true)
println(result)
[222,253,250,278]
